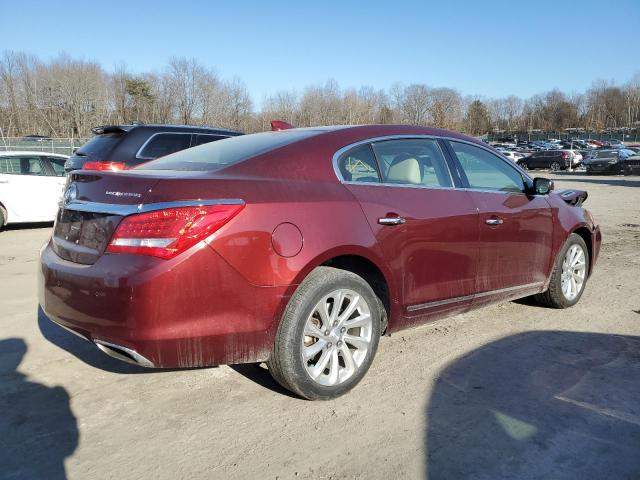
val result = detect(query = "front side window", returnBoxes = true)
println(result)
[372,138,452,188]
[338,145,380,183]
[137,133,193,159]
[449,141,525,193]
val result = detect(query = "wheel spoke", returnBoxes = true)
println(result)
[326,349,340,385]
[303,339,326,360]
[343,313,371,329]
[338,294,360,324]
[330,291,344,325]
[343,333,370,350]
[310,348,332,379]
[316,297,332,330]
[304,322,324,339]
[339,344,356,375]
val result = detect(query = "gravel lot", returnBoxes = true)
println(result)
[1,172,639,480]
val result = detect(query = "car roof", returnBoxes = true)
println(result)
[0,151,69,158]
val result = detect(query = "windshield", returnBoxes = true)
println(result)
[76,133,122,159]
[136,129,323,171]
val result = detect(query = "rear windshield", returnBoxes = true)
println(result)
[136,130,323,171]
[76,133,122,159]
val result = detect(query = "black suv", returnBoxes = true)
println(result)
[584,149,639,175]
[64,124,242,173]
[518,150,571,171]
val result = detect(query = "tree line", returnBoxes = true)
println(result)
[1,50,639,138]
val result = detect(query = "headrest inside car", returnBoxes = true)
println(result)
[387,156,421,184]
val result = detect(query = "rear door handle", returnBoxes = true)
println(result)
[378,217,406,226]
[485,218,504,225]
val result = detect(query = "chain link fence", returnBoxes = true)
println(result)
[487,131,640,143]
[0,137,89,156]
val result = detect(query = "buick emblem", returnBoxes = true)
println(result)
[64,184,78,205]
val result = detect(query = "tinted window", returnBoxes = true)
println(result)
[76,133,122,159]
[338,145,380,183]
[449,141,525,193]
[138,133,192,159]
[193,134,228,146]
[137,130,323,172]
[372,139,452,187]
[47,157,66,176]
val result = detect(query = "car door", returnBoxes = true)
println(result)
[0,155,56,222]
[336,137,479,325]
[445,140,553,305]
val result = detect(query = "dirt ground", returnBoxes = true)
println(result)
[1,172,639,480]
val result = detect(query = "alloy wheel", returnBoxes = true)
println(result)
[301,289,373,386]
[561,244,586,301]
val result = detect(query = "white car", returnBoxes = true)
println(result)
[0,151,68,227]
[498,150,525,162]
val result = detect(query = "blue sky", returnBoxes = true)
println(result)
[1,0,638,106]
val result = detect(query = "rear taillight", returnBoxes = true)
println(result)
[106,204,244,259]
[561,152,568,159]
[83,161,126,171]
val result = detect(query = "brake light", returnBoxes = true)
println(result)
[83,161,126,171]
[271,120,295,131]
[561,152,569,159]
[106,204,244,259]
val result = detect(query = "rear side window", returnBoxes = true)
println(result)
[76,133,122,159]
[137,130,323,171]
[47,157,66,176]
[0,157,21,174]
[137,133,192,159]
[338,145,380,183]
[0,156,46,176]
[449,141,525,193]
[372,139,453,188]
[193,134,228,147]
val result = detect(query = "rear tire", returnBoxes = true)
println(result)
[550,161,561,171]
[535,233,589,309]
[0,207,5,230]
[518,161,529,171]
[268,267,381,400]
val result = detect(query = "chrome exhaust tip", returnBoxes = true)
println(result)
[94,340,154,368]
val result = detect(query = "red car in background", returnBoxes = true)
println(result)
[38,125,601,399]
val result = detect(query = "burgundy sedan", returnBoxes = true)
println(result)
[39,125,601,399]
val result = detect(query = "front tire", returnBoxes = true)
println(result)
[518,161,529,171]
[535,233,589,308]
[268,267,381,400]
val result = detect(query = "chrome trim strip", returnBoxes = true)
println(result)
[63,198,245,216]
[94,340,155,367]
[406,281,544,312]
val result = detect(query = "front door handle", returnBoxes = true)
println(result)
[378,216,406,226]
[485,218,504,225]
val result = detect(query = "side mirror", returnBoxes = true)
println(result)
[533,177,554,195]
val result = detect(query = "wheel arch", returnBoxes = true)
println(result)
[283,247,398,335]
[571,226,594,276]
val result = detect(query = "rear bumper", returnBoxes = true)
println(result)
[38,240,288,368]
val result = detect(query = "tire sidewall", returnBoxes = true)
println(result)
[274,268,381,400]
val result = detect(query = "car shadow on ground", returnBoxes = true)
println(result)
[37,307,194,375]
[0,338,77,479]
[425,331,640,480]
[229,363,300,399]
